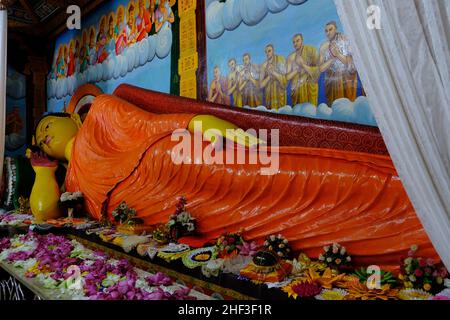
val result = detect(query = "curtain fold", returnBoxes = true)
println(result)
[333,0,450,270]
[0,10,8,183]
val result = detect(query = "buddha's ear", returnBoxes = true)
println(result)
[70,113,83,129]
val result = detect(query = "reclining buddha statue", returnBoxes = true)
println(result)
[31,84,439,270]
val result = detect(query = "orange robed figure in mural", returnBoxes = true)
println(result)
[33,86,439,270]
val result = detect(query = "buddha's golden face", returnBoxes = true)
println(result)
[36,115,79,160]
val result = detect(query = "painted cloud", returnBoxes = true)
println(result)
[206,0,308,39]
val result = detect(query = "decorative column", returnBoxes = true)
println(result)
[0,1,10,182]
[24,56,48,130]
[178,0,198,99]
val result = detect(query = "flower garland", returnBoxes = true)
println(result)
[399,245,448,293]
[318,243,352,272]
[264,234,291,259]
[166,196,196,241]
[282,281,322,300]
[215,232,244,258]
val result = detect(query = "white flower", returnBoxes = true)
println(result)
[346,256,351,262]
[327,257,333,262]
[323,246,330,252]
[319,254,325,261]
[340,247,346,255]
[270,235,276,241]
[445,278,450,288]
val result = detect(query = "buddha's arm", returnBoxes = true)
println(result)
[188,115,262,147]
[65,137,75,162]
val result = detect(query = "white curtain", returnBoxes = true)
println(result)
[334,0,450,270]
[0,9,7,183]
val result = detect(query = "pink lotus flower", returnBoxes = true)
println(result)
[426,258,435,266]
[419,259,427,267]
[433,295,450,300]
[145,272,173,286]
[237,241,260,257]
[415,269,423,277]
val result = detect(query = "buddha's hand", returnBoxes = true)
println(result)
[189,115,264,148]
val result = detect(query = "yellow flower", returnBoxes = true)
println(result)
[344,282,398,300]
[299,268,346,290]
[423,283,431,291]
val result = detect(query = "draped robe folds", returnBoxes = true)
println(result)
[66,95,439,270]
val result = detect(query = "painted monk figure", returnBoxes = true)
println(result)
[114,5,128,55]
[319,21,358,105]
[239,53,261,108]
[96,16,109,64]
[31,87,439,270]
[155,0,174,33]
[106,13,116,54]
[79,31,89,73]
[88,27,97,66]
[208,66,229,105]
[226,58,243,107]
[260,44,287,110]
[286,34,320,106]
[126,2,138,45]
[136,0,152,41]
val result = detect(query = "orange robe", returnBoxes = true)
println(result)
[66,95,438,270]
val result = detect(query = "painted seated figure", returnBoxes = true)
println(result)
[32,86,439,270]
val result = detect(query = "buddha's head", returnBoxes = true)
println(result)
[35,113,82,161]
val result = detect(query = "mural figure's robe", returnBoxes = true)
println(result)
[228,70,243,107]
[288,45,320,106]
[208,78,230,105]
[261,55,287,110]
[321,33,358,105]
[66,95,439,270]
[136,9,152,42]
[240,64,261,108]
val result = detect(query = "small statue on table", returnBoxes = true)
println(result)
[165,196,196,242]
[59,191,84,220]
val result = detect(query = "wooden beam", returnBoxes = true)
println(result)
[47,0,106,39]
[19,0,40,23]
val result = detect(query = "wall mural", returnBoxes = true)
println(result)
[47,0,177,112]
[205,0,376,127]
[6,66,27,156]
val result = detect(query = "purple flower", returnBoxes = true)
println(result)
[7,251,33,262]
[0,238,11,251]
[145,272,173,286]
[172,287,197,300]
